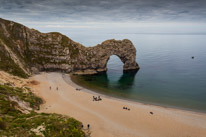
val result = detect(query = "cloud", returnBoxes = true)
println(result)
[0,0,206,24]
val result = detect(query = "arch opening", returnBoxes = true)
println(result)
[106,55,124,73]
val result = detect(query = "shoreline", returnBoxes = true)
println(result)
[66,74,206,115]
[31,72,206,137]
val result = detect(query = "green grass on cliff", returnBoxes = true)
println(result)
[0,45,29,78]
[0,22,29,78]
[0,18,82,75]
[0,84,87,137]
[61,35,79,59]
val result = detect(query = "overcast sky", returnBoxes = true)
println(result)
[1,0,206,33]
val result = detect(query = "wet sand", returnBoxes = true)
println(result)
[30,72,206,137]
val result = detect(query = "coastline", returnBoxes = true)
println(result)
[68,74,206,114]
[66,74,206,115]
[30,72,206,137]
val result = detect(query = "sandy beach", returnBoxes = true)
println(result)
[30,72,206,137]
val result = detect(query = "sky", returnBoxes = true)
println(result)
[1,0,206,34]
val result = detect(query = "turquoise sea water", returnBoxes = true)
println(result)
[69,33,206,112]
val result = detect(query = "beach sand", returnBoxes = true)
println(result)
[30,72,206,137]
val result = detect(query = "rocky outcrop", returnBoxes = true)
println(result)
[73,39,139,74]
[0,18,139,76]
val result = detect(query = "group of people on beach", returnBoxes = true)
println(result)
[123,106,130,111]
[76,88,81,91]
[49,86,58,91]
[93,96,102,101]
[50,86,82,92]
[81,124,90,130]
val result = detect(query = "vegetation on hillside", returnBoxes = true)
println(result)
[0,18,81,76]
[0,84,88,137]
[0,47,28,78]
[0,21,29,78]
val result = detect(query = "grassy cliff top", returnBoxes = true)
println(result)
[0,84,88,137]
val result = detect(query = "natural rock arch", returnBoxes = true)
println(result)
[74,39,139,74]
[105,53,137,71]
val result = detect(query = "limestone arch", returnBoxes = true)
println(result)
[73,39,139,74]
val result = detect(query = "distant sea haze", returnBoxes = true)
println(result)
[71,33,206,113]
[107,32,206,35]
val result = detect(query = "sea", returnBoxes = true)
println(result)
[66,32,206,113]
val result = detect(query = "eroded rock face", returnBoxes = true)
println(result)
[0,18,139,76]
[73,39,139,74]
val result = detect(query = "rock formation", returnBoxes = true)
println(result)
[0,18,139,77]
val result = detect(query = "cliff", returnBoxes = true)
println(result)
[0,18,139,77]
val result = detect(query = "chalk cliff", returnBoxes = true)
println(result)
[0,18,139,77]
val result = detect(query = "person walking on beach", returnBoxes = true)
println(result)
[49,86,51,90]
[56,87,58,90]
[87,124,90,129]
